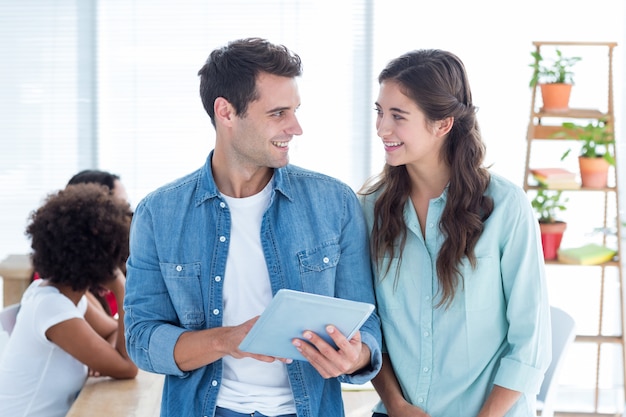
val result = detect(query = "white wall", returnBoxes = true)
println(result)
[369,0,624,187]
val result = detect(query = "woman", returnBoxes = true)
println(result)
[359,49,551,416]
[67,169,129,316]
[0,183,138,417]
[31,169,129,317]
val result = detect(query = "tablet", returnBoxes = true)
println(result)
[238,289,375,361]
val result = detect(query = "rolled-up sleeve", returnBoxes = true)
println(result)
[494,188,552,394]
[336,190,382,383]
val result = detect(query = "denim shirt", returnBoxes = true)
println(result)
[124,152,382,417]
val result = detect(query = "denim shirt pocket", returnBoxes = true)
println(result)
[160,262,205,328]
[296,240,340,294]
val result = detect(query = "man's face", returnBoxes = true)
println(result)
[230,72,303,169]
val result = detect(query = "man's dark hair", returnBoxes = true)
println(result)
[67,169,121,195]
[198,37,302,127]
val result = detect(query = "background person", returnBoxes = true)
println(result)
[0,183,138,417]
[67,169,129,203]
[124,37,382,417]
[67,169,129,316]
[359,49,551,417]
[30,169,129,317]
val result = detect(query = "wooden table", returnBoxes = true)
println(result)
[66,370,377,417]
[66,369,164,417]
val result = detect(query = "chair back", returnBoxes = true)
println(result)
[0,303,20,335]
[537,306,576,417]
[0,303,20,357]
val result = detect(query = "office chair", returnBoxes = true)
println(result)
[537,306,576,417]
[0,303,20,335]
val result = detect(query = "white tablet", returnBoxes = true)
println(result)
[238,289,375,361]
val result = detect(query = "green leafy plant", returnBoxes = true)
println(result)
[531,188,568,224]
[558,119,615,166]
[529,48,582,87]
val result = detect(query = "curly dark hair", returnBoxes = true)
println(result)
[26,183,132,292]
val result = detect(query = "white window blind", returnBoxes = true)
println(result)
[96,0,374,202]
[0,1,93,261]
[0,0,374,261]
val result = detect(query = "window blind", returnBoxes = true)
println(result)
[0,0,374,260]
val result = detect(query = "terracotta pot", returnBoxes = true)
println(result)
[578,156,610,188]
[540,83,572,112]
[539,221,567,260]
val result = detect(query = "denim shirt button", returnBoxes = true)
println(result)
[175,265,183,272]
[323,257,329,264]
[215,276,221,282]
[219,202,226,208]
[219,236,226,242]
[211,380,218,387]
[212,309,220,315]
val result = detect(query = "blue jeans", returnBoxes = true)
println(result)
[214,406,297,417]
[372,414,388,417]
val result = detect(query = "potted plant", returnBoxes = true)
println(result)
[529,48,581,112]
[558,119,615,188]
[531,188,568,260]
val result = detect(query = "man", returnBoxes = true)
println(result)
[124,37,382,417]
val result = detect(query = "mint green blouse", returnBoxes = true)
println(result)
[360,173,551,416]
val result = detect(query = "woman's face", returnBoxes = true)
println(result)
[374,80,444,168]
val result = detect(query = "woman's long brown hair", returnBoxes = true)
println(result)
[360,49,494,308]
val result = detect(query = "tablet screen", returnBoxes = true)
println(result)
[238,289,375,361]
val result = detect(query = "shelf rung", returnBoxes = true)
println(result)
[532,41,618,47]
[575,335,623,344]
[532,108,608,119]
[524,185,617,193]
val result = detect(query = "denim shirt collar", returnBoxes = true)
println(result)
[196,150,294,206]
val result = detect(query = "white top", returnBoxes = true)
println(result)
[0,279,88,417]
[217,179,296,414]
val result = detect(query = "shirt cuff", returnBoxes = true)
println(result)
[149,324,190,377]
[494,357,545,394]
[339,331,382,384]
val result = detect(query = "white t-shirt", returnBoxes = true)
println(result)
[0,279,88,417]
[216,179,296,414]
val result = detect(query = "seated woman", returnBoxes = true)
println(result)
[0,183,138,417]
[66,169,130,317]
[31,169,129,317]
